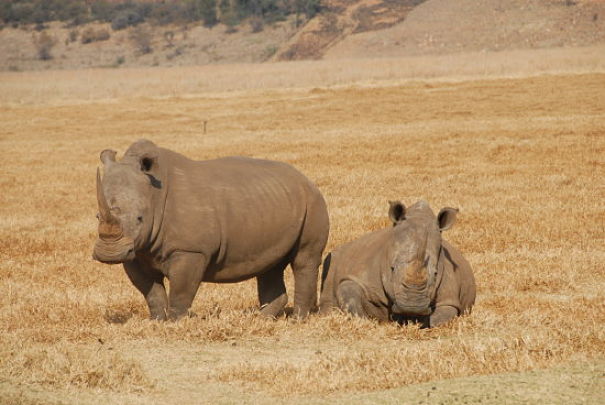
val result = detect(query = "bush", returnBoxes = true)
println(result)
[80,27,110,44]
[114,55,125,66]
[111,9,143,30]
[68,28,78,42]
[188,0,218,28]
[32,31,56,60]
[163,30,175,47]
[149,3,185,25]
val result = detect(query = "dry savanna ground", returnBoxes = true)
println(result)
[1,51,604,404]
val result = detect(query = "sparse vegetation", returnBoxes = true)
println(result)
[80,26,110,44]
[0,0,321,30]
[111,8,144,31]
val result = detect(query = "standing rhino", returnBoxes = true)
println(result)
[93,139,329,320]
[319,200,475,328]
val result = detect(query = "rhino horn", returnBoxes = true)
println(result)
[96,169,118,225]
[96,169,123,241]
[100,149,117,165]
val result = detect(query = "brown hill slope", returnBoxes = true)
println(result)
[275,0,605,61]
[273,0,424,61]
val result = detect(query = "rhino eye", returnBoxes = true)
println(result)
[96,212,100,220]
[390,266,395,272]
[137,216,143,223]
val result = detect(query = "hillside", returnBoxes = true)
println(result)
[322,0,605,59]
[0,0,604,71]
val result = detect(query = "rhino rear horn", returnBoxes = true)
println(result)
[100,149,117,165]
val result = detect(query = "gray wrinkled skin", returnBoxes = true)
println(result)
[319,200,475,328]
[93,139,329,320]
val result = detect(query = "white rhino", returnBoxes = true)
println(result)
[93,140,329,320]
[320,200,475,328]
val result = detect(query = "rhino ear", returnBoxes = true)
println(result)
[437,207,458,231]
[139,154,157,173]
[100,149,117,165]
[388,200,406,225]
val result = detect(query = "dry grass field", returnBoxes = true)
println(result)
[1,50,604,404]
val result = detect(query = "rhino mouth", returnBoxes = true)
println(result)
[93,237,135,264]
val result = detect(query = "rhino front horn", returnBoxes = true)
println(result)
[96,168,118,225]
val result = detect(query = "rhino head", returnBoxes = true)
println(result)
[383,200,458,316]
[93,142,160,264]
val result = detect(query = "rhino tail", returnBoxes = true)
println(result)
[320,252,332,293]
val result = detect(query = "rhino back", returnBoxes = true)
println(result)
[435,240,476,314]
[159,153,322,281]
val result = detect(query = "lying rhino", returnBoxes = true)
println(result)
[319,200,475,328]
[93,139,329,320]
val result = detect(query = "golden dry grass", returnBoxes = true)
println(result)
[0,52,604,403]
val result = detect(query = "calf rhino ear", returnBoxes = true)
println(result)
[100,149,117,165]
[388,200,406,225]
[438,207,459,231]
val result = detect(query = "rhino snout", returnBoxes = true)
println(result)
[93,237,135,264]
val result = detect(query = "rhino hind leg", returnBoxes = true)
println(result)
[124,260,168,320]
[336,280,368,318]
[290,247,323,318]
[289,193,329,318]
[257,263,288,318]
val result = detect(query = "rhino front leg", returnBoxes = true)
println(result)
[123,260,168,320]
[336,280,368,318]
[166,251,208,321]
[429,305,458,328]
[257,263,288,318]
